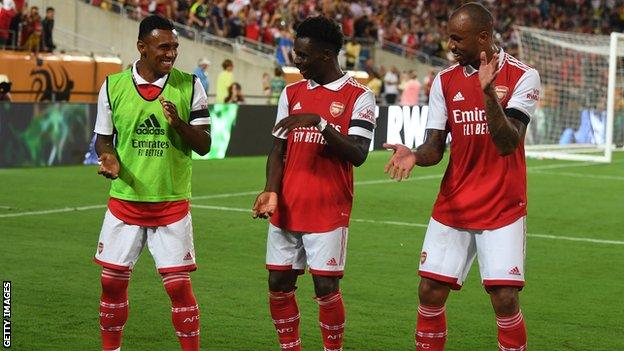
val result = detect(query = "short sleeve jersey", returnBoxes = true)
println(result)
[270,74,377,233]
[426,49,541,230]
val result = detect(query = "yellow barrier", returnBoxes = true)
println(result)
[0,50,122,103]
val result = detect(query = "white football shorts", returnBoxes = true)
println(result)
[94,209,197,273]
[266,223,348,277]
[418,216,526,290]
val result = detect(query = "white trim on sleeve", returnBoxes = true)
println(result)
[425,73,448,130]
[94,80,114,135]
[272,88,290,139]
[506,68,541,119]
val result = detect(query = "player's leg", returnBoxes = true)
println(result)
[476,216,527,351]
[94,210,146,351]
[304,227,348,351]
[416,218,476,351]
[147,213,199,351]
[266,224,305,351]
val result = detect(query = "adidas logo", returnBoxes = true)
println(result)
[183,252,193,261]
[293,102,302,111]
[326,258,338,266]
[508,266,521,276]
[135,114,165,135]
[452,91,465,102]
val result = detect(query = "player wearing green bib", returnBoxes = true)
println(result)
[92,15,210,351]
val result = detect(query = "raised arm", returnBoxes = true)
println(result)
[479,52,539,156]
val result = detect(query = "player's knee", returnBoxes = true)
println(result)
[268,271,296,292]
[101,268,130,299]
[418,278,449,305]
[312,275,339,297]
[489,286,520,315]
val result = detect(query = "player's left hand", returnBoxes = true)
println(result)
[478,51,500,93]
[159,96,182,128]
[273,114,321,138]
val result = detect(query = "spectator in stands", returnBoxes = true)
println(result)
[344,36,361,70]
[245,12,260,41]
[0,0,16,48]
[210,0,226,36]
[193,57,210,95]
[366,71,383,104]
[383,66,400,105]
[188,0,209,31]
[41,6,55,52]
[21,6,42,54]
[399,70,421,107]
[216,59,234,103]
[224,82,244,104]
[275,25,293,66]
[268,66,286,105]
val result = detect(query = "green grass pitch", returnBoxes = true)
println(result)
[1,151,623,350]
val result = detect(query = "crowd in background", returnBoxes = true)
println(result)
[0,1,56,54]
[87,0,624,61]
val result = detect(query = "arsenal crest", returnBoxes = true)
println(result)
[420,251,427,264]
[98,242,104,254]
[329,101,345,118]
[494,86,508,101]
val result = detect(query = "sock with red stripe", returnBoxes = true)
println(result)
[415,304,447,351]
[100,268,130,351]
[162,272,200,351]
[269,290,301,351]
[316,291,345,351]
[496,310,527,351]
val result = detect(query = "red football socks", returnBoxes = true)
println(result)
[100,268,130,351]
[316,291,345,351]
[269,290,301,351]
[162,272,200,351]
[496,310,527,351]
[415,304,447,351]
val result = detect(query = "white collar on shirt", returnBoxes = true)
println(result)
[463,47,505,77]
[307,73,350,91]
[132,60,168,87]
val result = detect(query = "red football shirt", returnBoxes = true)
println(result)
[269,74,377,233]
[426,49,541,230]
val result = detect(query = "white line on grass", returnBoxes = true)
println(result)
[190,204,624,246]
[528,170,624,181]
[0,205,106,218]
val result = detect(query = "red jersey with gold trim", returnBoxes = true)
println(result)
[270,74,376,233]
[426,50,541,230]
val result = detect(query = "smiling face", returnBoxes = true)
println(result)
[137,29,179,77]
[446,12,488,67]
[293,37,329,82]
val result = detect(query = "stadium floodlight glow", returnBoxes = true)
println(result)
[516,27,624,163]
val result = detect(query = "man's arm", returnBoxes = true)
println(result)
[252,138,286,219]
[479,51,529,156]
[159,96,211,155]
[383,128,447,181]
[95,134,120,179]
[321,128,370,167]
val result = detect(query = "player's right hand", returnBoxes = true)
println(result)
[252,191,278,219]
[97,153,120,179]
[383,143,417,181]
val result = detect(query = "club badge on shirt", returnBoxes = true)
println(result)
[330,101,345,117]
[495,86,509,101]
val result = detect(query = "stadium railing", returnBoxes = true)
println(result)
[380,39,449,69]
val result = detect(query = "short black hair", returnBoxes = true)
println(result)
[46,7,54,12]
[138,15,175,41]
[451,2,494,34]
[295,16,343,55]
